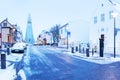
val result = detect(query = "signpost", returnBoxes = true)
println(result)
[67,31,71,49]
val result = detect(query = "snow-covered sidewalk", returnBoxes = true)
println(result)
[68,52,120,64]
[0,64,15,80]
[47,46,120,64]
[0,53,26,80]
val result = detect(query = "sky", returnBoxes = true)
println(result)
[0,0,100,40]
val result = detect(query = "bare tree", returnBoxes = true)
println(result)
[50,24,60,46]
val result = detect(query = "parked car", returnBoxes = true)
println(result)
[11,42,27,53]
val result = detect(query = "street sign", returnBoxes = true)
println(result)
[115,28,120,36]
[67,31,71,36]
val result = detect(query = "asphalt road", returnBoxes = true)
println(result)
[22,45,120,80]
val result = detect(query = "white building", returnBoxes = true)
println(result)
[59,23,68,47]
[89,0,120,54]
[59,21,90,48]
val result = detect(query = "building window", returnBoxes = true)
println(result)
[94,16,97,24]
[101,13,105,22]
[3,23,7,27]
[109,10,113,19]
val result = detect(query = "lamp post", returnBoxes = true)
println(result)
[0,24,2,48]
[67,31,68,49]
[112,12,118,58]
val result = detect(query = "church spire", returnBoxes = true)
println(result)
[25,14,35,44]
[28,14,32,23]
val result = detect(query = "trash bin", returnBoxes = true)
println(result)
[1,53,6,69]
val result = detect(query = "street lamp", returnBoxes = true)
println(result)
[0,24,2,48]
[111,12,118,58]
[67,31,68,49]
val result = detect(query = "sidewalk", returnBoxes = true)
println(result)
[48,46,120,64]
[0,53,26,80]
[0,64,15,80]
[68,52,120,64]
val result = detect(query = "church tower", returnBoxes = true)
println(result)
[25,14,35,44]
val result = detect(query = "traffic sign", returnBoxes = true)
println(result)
[67,31,71,36]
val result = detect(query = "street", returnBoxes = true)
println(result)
[20,45,120,80]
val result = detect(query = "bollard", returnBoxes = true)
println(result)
[92,48,94,56]
[7,47,10,55]
[76,46,78,52]
[86,48,89,57]
[100,47,104,57]
[79,48,81,53]
[99,38,104,57]
[83,47,85,53]
[79,44,81,53]
[71,47,74,53]
[1,53,6,69]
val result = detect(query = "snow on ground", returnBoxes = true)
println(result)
[1,46,120,80]
[0,53,26,80]
[47,46,120,64]
[67,52,120,64]
[0,64,15,80]
[0,65,26,80]
[7,53,23,62]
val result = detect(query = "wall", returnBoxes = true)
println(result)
[2,28,9,42]
[89,0,120,54]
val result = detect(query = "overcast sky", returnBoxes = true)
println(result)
[0,0,100,40]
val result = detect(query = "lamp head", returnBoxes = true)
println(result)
[111,12,118,18]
